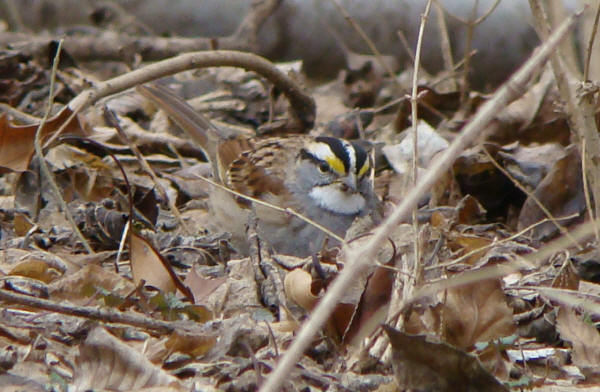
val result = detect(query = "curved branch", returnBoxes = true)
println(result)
[69,50,315,132]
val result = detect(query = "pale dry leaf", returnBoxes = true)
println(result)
[556,306,600,369]
[0,107,87,172]
[385,325,508,392]
[439,278,516,349]
[183,267,226,302]
[48,264,135,304]
[74,327,182,392]
[130,233,176,293]
[284,268,319,311]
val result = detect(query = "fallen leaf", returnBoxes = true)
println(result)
[284,268,319,311]
[8,259,62,283]
[0,107,87,172]
[74,327,183,391]
[556,306,600,370]
[518,145,585,240]
[183,268,226,303]
[385,325,508,392]
[438,279,516,349]
[164,330,217,357]
[130,232,192,301]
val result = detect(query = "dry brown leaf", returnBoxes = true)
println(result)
[284,268,319,311]
[183,268,226,303]
[448,234,493,265]
[48,264,135,304]
[384,325,508,392]
[130,232,177,294]
[438,279,516,349]
[74,327,183,391]
[0,107,87,172]
[556,306,600,370]
[517,145,585,240]
[164,330,217,358]
[8,259,62,283]
[344,264,394,345]
[12,212,34,236]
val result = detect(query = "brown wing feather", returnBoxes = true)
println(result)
[225,137,307,200]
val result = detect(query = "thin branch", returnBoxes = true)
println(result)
[481,147,580,248]
[103,107,191,235]
[259,11,581,392]
[328,0,400,85]
[0,288,182,334]
[433,0,456,89]
[195,174,344,243]
[529,0,600,235]
[427,213,579,270]
[409,0,433,316]
[584,2,600,82]
[33,40,94,254]
[67,50,315,132]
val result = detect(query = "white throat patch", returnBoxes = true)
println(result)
[309,184,366,215]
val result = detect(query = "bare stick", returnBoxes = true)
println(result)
[68,50,315,132]
[33,40,94,254]
[584,2,600,81]
[0,288,181,334]
[529,1,600,234]
[259,10,580,392]
[328,0,399,85]
[2,0,281,62]
[195,174,344,243]
[409,0,433,317]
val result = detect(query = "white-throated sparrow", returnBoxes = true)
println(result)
[138,84,380,257]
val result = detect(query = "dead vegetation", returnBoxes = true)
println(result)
[1,1,600,391]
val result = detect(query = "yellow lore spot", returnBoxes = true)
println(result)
[325,155,346,175]
[358,161,370,177]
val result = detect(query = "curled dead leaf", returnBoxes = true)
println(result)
[384,325,508,392]
[284,268,319,311]
[130,233,193,301]
[75,327,182,391]
[0,107,87,173]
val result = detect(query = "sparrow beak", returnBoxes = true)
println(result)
[340,174,358,193]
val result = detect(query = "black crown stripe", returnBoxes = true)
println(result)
[315,136,351,173]
[351,142,368,175]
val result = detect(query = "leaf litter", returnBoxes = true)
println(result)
[0,6,599,392]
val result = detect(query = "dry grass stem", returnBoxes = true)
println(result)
[33,40,93,254]
[328,0,400,85]
[67,50,315,131]
[481,147,580,247]
[259,9,581,392]
[194,174,345,244]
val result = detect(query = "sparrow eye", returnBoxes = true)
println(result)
[318,161,329,173]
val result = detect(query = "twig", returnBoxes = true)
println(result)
[433,0,456,90]
[529,1,600,236]
[427,214,579,270]
[259,10,581,392]
[328,0,399,85]
[2,0,281,62]
[481,147,580,248]
[436,0,500,102]
[409,0,433,318]
[584,2,600,82]
[0,288,180,334]
[195,174,344,243]
[67,50,315,132]
[33,40,93,254]
[103,107,191,235]
[396,30,416,64]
